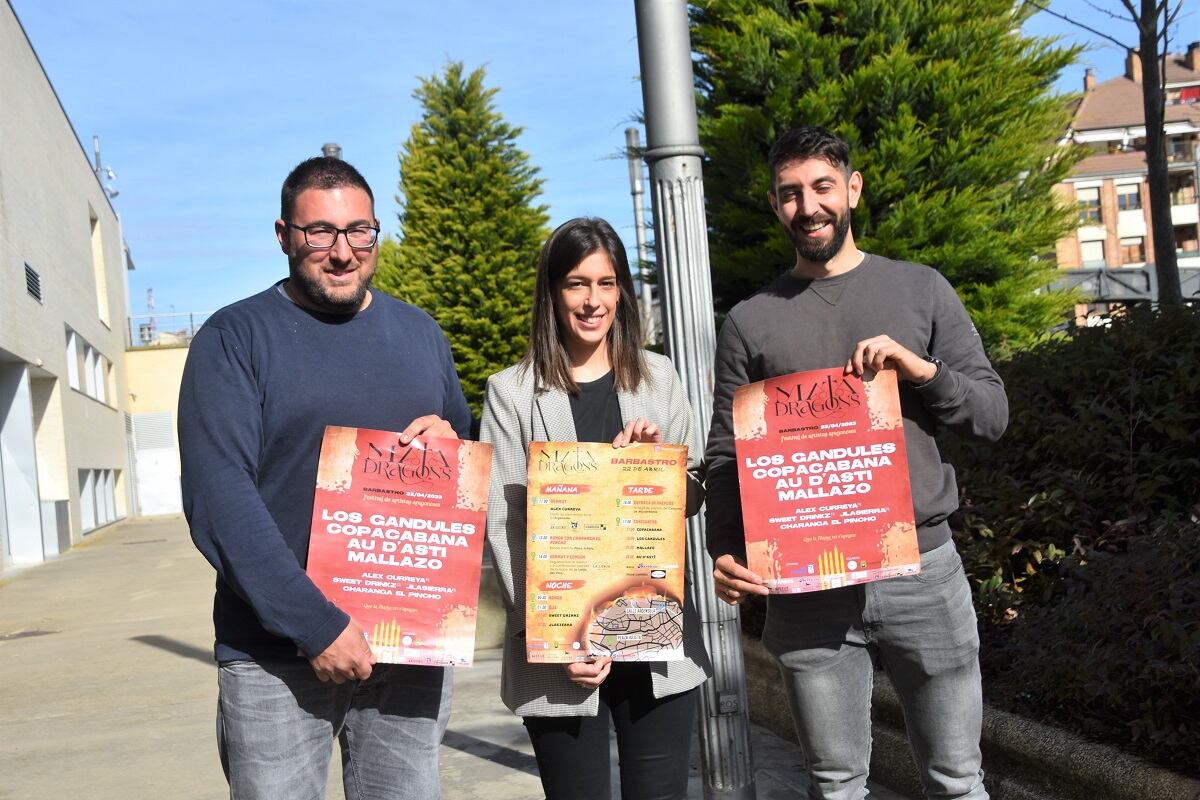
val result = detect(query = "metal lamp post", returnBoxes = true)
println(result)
[633,1,756,797]
[625,127,658,345]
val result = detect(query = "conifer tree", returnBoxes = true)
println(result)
[691,0,1085,356]
[376,62,549,414]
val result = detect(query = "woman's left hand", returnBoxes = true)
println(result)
[613,417,661,448]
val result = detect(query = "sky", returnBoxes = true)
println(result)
[11,0,1185,322]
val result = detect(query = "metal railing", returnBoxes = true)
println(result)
[126,312,212,349]
[1051,265,1200,302]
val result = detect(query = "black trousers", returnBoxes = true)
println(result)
[522,663,697,800]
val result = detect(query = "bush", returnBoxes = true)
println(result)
[978,516,1200,775]
[950,304,1200,775]
[948,305,1200,621]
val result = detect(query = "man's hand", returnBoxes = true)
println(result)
[399,415,457,444]
[612,417,661,448]
[310,620,376,684]
[713,554,770,605]
[845,335,937,384]
[565,657,612,688]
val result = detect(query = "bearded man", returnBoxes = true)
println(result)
[704,126,1008,800]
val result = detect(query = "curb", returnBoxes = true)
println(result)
[741,636,1200,800]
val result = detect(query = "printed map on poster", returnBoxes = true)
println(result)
[733,368,920,593]
[525,441,688,664]
[307,426,491,666]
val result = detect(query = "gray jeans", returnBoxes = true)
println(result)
[216,659,451,800]
[763,539,988,800]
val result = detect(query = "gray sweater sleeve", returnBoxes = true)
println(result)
[703,315,751,561]
[912,272,1008,442]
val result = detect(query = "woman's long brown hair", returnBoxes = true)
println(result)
[520,217,648,395]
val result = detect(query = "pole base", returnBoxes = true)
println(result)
[704,782,758,800]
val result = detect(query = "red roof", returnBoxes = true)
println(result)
[1070,150,1147,177]
[1074,76,1200,131]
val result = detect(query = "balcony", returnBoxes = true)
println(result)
[1051,265,1200,302]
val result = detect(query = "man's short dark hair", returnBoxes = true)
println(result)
[768,126,853,186]
[280,157,375,221]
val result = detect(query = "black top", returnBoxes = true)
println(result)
[569,370,623,443]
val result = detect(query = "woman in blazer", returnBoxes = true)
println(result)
[479,217,711,800]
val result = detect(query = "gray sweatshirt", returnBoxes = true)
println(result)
[704,253,1008,558]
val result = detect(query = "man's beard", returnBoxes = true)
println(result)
[787,210,851,264]
[289,259,374,314]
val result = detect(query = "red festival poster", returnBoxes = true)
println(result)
[306,427,492,666]
[732,368,920,593]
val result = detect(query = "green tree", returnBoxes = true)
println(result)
[376,62,549,414]
[691,0,1086,357]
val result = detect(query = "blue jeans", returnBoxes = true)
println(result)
[217,660,451,800]
[763,540,987,800]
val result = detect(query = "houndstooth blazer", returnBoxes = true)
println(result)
[479,351,713,717]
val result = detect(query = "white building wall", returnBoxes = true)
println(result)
[0,4,132,567]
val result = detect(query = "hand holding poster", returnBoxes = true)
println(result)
[306,426,492,666]
[525,441,688,664]
[733,367,920,593]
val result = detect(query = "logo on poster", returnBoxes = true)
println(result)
[537,446,599,474]
[774,374,860,419]
[364,440,453,483]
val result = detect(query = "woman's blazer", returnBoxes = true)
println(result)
[479,351,713,717]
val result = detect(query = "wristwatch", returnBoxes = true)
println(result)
[920,354,943,384]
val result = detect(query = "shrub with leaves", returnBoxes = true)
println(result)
[948,305,1200,619]
[949,304,1200,775]
[979,516,1200,776]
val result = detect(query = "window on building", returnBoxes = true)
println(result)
[1116,184,1142,211]
[1167,137,1190,161]
[1170,174,1197,206]
[83,345,96,397]
[75,335,87,391]
[1120,237,1145,265]
[1176,224,1199,254]
[89,207,112,328]
[1076,187,1102,224]
[1081,240,1106,268]
[65,327,112,405]
[93,355,107,405]
[79,469,96,531]
[66,331,80,390]
[77,468,120,533]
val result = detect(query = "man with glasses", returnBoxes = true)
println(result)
[179,156,471,799]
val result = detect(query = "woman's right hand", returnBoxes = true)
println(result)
[565,657,612,688]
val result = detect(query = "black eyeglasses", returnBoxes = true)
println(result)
[285,222,380,249]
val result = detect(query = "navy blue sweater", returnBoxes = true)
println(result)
[179,284,472,662]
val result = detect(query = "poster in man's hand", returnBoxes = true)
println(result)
[733,367,920,593]
[306,426,491,666]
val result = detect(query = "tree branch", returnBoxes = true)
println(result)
[1083,0,1130,20]
[1022,0,1132,50]
[1165,0,1184,28]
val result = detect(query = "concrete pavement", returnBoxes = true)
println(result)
[0,516,908,799]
